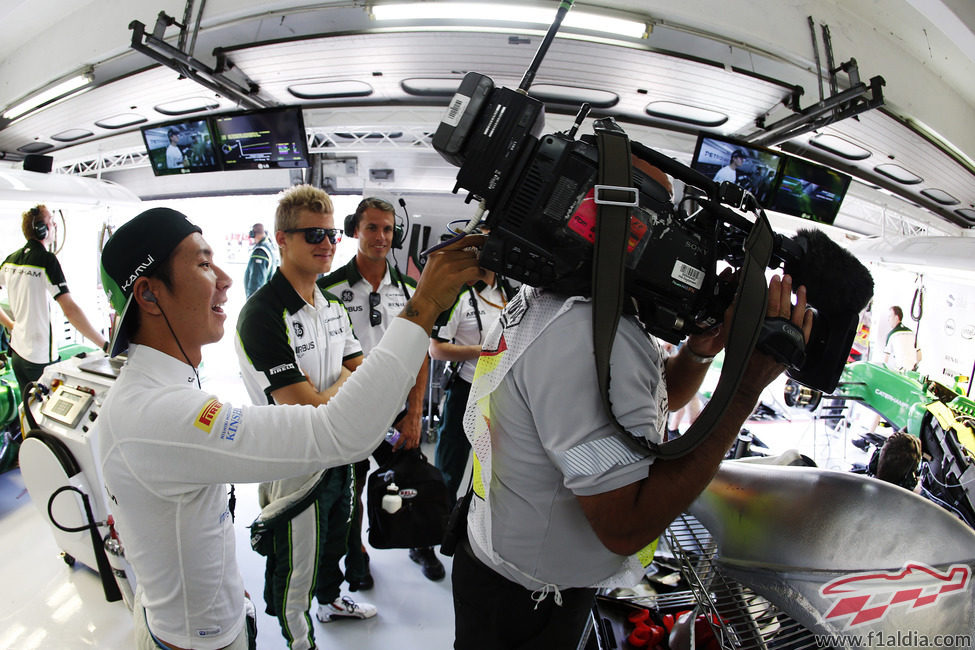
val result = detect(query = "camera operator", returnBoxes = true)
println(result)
[451,170,813,649]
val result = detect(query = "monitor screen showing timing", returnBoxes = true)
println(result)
[141,119,220,176]
[213,107,310,170]
[690,135,783,207]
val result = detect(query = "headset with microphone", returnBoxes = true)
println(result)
[140,287,201,387]
[344,199,406,249]
[29,207,48,241]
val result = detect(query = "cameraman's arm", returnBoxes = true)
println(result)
[664,343,717,410]
[663,269,734,410]
[578,276,811,555]
[430,339,481,362]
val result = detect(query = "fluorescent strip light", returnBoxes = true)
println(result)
[3,71,93,120]
[371,3,647,39]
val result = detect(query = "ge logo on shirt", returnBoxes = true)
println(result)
[342,290,354,303]
[293,321,304,338]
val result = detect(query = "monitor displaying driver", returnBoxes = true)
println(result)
[690,136,783,206]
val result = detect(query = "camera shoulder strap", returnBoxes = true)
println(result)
[591,120,636,452]
[591,121,775,460]
[651,215,772,458]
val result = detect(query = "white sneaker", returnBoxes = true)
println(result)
[316,595,377,623]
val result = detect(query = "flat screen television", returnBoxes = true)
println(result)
[690,134,783,206]
[212,107,310,170]
[766,156,851,226]
[141,118,220,176]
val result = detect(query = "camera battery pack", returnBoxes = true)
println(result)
[433,72,496,166]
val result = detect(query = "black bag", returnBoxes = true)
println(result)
[439,486,473,557]
[366,448,450,549]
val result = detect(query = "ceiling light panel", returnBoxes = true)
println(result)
[3,70,93,121]
[370,3,647,39]
[0,67,234,155]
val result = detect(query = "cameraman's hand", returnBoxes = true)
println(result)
[399,234,487,333]
[739,274,813,399]
[685,268,735,357]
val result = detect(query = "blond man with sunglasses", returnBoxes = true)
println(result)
[235,185,376,649]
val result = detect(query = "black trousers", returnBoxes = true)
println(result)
[10,348,51,404]
[452,540,595,650]
[434,378,472,500]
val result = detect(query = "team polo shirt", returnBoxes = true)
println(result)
[432,280,509,384]
[235,269,362,405]
[318,258,416,355]
[0,239,70,363]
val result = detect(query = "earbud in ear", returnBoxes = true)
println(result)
[142,290,157,303]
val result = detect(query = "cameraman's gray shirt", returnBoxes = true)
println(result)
[469,296,665,589]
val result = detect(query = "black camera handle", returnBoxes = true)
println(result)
[591,121,775,460]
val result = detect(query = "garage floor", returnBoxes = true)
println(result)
[0,354,873,649]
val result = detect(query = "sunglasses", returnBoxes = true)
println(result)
[369,291,382,327]
[284,227,342,245]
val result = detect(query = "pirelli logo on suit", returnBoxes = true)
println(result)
[194,398,223,433]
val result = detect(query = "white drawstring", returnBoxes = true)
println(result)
[530,583,563,610]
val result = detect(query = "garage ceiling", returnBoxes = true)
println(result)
[0,0,972,236]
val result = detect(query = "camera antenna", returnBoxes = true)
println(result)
[517,0,574,93]
[566,102,591,139]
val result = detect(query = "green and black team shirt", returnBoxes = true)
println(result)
[318,258,416,356]
[0,239,69,364]
[235,269,362,405]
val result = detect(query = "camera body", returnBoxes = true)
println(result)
[433,71,871,391]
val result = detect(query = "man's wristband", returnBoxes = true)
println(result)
[102,341,110,354]
[682,345,714,364]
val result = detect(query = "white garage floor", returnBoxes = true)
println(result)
[0,357,872,649]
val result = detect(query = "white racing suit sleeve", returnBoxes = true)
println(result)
[120,318,428,488]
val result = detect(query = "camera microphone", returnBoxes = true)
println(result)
[784,229,873,316]
[779,229,874,392]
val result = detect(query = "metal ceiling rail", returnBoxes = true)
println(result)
[306,125,435,153]
[56,149,151,177]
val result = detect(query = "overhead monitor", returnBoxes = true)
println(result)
[690,134,783,206]
[766,156,851,226]
[141,118,220,176]
[212,107,310,170]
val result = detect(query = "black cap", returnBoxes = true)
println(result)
[100,208,202,356]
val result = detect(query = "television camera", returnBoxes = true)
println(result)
[430,1,872,456]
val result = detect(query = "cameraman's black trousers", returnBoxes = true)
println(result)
[452,539,595,649]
